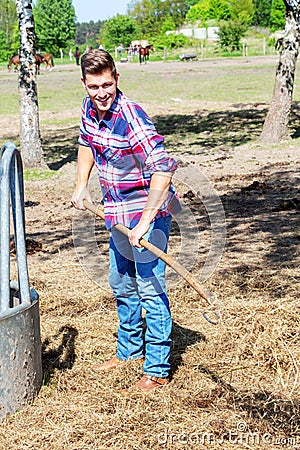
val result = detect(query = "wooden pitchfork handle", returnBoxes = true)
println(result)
[83,199,220,325]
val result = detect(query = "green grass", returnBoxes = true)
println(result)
[0,64,84,116]
[23,167,58,181]
[41,117,80,126]
[2,53,300,141]
[118,59,278,105]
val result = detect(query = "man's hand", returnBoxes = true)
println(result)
[127,171,173,247]
[71,184,92,210]
[128,219,151,248]
[71,145,94,210]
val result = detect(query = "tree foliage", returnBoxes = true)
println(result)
[165,0,191,27]
[269,0,286,31]
[186,0,253,26]
[186,0,231,25]
[186,0,200,6]
[75,20,103,47]
[153,31,192,49]
[251,0,272,27]
[217,19,248,50]
[0,0,291,62]
[99,14,140,50]
[128,0,189,37]
[229,0,254,25]
[161,14,177,33]
[0,0,17,58]
[128,0,168,37]
[33,0,76,55]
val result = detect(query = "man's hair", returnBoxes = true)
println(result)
[81,49,117,80]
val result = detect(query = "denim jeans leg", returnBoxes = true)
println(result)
[109,228,144,361]
[134,216,172,378]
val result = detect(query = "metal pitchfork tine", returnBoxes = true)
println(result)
[83,199,220,325]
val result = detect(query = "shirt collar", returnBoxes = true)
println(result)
[87,88,122,129]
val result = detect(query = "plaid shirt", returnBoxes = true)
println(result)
[79,88,181,229]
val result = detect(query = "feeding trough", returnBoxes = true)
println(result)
[0,142,42,420]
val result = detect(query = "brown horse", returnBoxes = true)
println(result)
[138,44,155,64]
[41,53,54,70]
[35,53,44,74]
[7,55,20,72]
[7,53,44,74]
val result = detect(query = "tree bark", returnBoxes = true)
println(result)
[260,9,300,143]
[16,0,45,168]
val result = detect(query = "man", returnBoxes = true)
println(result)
[71,49,181,392]
[74,47,80,65]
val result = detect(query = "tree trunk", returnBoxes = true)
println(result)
[16,0,45,168]
[260,10,300,143]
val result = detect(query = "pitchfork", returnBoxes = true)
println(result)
[83,199,220,325]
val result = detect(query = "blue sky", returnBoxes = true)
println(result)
[72,0,130,23]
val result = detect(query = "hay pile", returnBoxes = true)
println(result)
[1,145,299,450]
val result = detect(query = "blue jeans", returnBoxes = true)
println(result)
[108,216,172,378]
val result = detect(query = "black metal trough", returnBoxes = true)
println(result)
[0,142,42,420]
[179,53,197,61]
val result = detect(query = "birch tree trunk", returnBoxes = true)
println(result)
[260,7,300,143]
[16,0,44,168]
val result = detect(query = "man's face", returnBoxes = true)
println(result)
[82,69,119,119]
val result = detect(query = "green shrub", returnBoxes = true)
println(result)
[217,19,248,51]
[153,33,191,50]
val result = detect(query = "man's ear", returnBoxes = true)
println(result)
[116,73,120,85]
[81,78,86,89]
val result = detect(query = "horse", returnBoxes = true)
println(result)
[7,55,20,72]
[41,53,54,70]
[35,53,44,74]
[7,53,45,74]
[138,44,155,64]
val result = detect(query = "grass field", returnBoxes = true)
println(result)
[0,56,281,110]
[1,54,300,119]
[0,55,300,450]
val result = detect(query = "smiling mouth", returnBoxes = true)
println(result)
[97,96,110,104]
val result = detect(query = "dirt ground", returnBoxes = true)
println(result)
[1,59,300,449]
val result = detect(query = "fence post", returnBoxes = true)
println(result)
[263,37,266,55]
[163,47,167,62]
